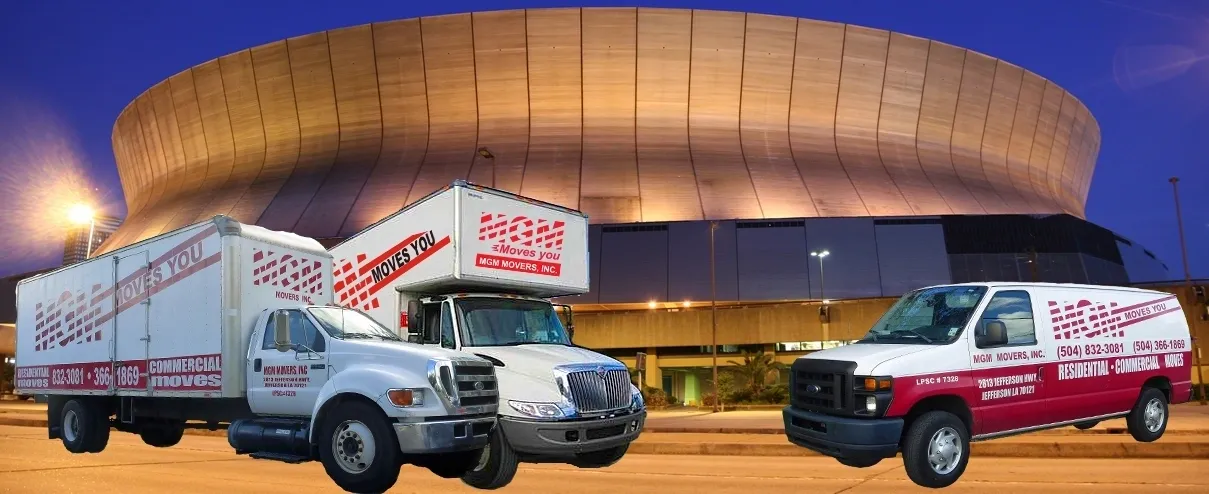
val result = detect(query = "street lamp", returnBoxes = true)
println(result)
[1170,177,1206,405]
[810,250,830,300]
[709,221,720,413]
[68,203,96,259]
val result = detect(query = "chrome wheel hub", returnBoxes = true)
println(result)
[332,420,376,474]
[63,410,80,443]
[1144,398,1165,433]
[927,426,962,475]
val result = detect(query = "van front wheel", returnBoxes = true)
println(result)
[901,411,969,488]
[1127,387,1168,442]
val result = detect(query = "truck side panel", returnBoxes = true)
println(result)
[15,222,225,397]
[455,186,589,296]
[331,189,457,330]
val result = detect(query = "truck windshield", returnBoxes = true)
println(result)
[309,307,402,341]
[857,285,987,345]
[454,298,571,347]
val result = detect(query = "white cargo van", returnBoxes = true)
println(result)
[330,180,646,489]
[14,216,499,493]
[782,282,1194,488]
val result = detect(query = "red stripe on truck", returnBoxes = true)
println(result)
[14,353,223,393]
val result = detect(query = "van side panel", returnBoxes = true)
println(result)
[1041,287,1193,420]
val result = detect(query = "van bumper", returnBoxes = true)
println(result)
[499,410,646,458]
[393,415,495,454]
[783,406,902,461]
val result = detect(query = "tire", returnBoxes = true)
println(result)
[425,450,481,479]
[60,399,110,454]
[1073,421,1099,431]
[837,456,882,468]
[317,401,402,494]
[901,411,969,489]
[139,422,185,448]
[571,444,629,468]
[461,429,519,490]
[1127,387,1168,443]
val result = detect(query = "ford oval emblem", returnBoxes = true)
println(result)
[806,384,822,394]
[473,381,484,391]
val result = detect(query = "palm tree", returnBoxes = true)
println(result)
[726,350,785,396]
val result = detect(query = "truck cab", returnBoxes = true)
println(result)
[782,282,1192,489]
[404,292,645,489]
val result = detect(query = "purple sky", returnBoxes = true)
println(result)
[1,0,1206,279]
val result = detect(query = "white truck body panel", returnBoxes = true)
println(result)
[14,216,333,399]
[331,181,589,325]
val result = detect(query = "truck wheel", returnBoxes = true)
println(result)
[1127,387,1168,442]
[461,430,519,490]
[902,411,969,488]
[571,444,629,468]
[317,401,401,494]
[140,423,185,448]
[1073,421,1099,430]
[61,399,110,454]
[837,456,882,468]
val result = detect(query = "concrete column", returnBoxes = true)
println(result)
[644,347,661,389]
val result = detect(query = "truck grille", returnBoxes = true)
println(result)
[565,368,631,414]
[450,361,498,408]
[790,359,857,414]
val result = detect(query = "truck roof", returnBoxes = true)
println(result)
[17,215,330,287]
[331,180,587,250]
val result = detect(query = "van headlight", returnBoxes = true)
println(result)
[630,384,645,411]
[508,400,568,420]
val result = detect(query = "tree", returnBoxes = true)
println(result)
[726,350,785,396]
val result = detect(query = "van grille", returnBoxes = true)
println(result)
[565,368,631,414]
[790,359,856,414]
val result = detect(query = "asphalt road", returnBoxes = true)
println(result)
[1,425,1207,493]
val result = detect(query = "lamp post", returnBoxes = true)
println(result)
[68,204,96,259]
[810,250,830,300]
[1170,177,1206,405]
[709,221,719,413]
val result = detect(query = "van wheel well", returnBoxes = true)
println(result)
[310,393,383,458]
[902,395,973,438]
[1142,376,1172,402]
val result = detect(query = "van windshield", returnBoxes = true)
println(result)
[309,307,402,341]
[857,285,987,345]
[455,298,571,347]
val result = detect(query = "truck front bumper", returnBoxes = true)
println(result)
[394,415,495,454]
[499,410,646,458]
[783,406,902,462]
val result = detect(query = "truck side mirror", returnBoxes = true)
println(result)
[977,320,1008,348]
[407,300,424,344]
[273,310,291,352]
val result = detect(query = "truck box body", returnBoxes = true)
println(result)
[14,216,332,399]
[331,181,589,320]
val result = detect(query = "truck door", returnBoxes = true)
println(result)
[247,309,330,417]
[967,289,1051,435]
[113,251,150,394]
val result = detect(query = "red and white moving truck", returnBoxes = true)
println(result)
[14,216,500,493]
[331,180,646,489]
[782,282,1193,488]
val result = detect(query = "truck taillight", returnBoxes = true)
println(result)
[399,312,408,329]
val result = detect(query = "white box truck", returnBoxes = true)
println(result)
[330,180,646,489]
[14,216,500,493]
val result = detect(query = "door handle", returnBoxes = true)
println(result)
[254,358,262,372]
[1036,366,1044,382]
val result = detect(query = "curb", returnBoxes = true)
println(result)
[628,441,1209,459]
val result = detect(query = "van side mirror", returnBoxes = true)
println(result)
[273,310,291,352]
[407,300,424,343]
[977,320,1008,348]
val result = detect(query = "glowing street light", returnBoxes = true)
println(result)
[68,203,96,259]
[810,250,831,301]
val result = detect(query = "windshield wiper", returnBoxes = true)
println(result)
[340,333,375,339]
[890,329,934,343]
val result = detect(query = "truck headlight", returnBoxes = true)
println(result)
[630,384,644,411]
[508,400,566,420]
[865,395,877,413]
[388,388,425,408]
